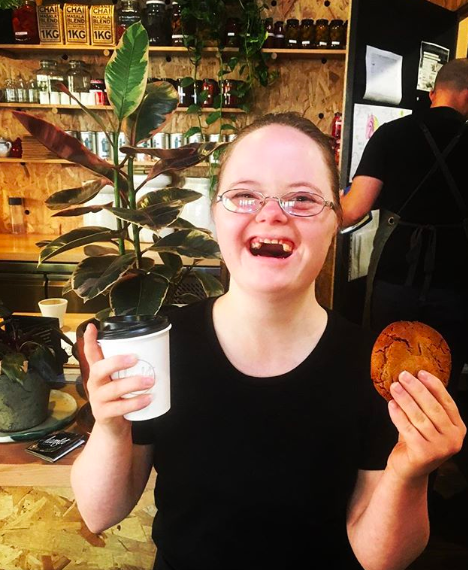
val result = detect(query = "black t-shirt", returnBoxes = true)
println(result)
[355,107,468,288]
[132,298,397,570]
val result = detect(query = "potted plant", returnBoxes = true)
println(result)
[13,22,225,321]
[0,299,70,432]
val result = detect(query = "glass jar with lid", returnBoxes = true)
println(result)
[12,0,39,44]
[66,61,91,104]
[225,17,240,48]
[143,0,170,46]
[329,19,345,49]
[116,0,141,42]
[285,19,300,49]
[35,60,59,104]
[263,18,274,49]
[273,21,285,49]
[171,1,183,46]
[315,19,330,49]
[300,19,315,49]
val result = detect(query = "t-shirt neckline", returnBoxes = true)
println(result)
[203,297,335,386]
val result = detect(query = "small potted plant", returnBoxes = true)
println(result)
[0,299,70,432]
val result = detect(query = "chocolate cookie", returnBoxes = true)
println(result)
[371,321,451,401]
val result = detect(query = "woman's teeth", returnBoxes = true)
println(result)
[250,238,293,257]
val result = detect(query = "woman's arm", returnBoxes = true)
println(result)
[71,324,156,533]
[347,370,466,570]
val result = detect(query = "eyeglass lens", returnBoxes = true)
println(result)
[222,190,327,217]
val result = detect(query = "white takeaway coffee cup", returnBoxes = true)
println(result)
[97,315,171,421]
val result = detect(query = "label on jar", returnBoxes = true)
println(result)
[331,40,340,47]
[302,40,311,47]
[90,5,115,46]
[275,34,285,39]
[37,5,64,44]
[63,4,90,45]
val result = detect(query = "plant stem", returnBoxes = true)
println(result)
[112,131,125,255]
[127,157,141,268]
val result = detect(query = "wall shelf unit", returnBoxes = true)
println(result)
[0,102,245,113]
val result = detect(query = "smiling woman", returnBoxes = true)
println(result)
[71,112,466,570]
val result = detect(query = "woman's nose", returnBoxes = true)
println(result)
[255,197,288,223]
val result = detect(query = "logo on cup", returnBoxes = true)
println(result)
[114,359,156,380]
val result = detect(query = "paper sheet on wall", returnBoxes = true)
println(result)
[350,103,412,181]
[417,41,450,92]
[364,46,403,105]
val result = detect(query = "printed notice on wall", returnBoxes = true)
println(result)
[364,46,403,105]
[417,41,450,92]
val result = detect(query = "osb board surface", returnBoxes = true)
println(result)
[0,486,156,570]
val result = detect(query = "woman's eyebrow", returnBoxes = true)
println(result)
[288,181,324,196]
[227,179,260,188]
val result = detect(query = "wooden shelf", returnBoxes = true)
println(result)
[0,157,209,166]
[0,43,346,60]
[0,102,245,113]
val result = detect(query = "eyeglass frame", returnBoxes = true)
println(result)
[216,189,336,218]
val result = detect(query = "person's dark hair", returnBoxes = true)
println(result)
[434,58,468,92]
[216,112,343,225]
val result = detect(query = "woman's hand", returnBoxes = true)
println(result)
[387,369,466,483]
[84,323,155,437]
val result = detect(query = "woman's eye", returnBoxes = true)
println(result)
[292,193,318,203]
[232,190,257,200]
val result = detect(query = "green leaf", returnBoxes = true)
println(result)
[206,111,222,125]
[45,179,108,211]
[52,202,113,217]
[124,80,179,146]
[184,126,202,139]
[29,345,60,382]
[186,104,201,114]
[72,253,137,302]
[192,270,224,298]
[1,352,27,386]
[160,252,183,275]
[39,227,119,263]
[151,229,221,259]
[220,123,236,132]
[227,56,239,71]
[105,22,149,123]
[105,204,182,231]
[180,76,195,87]
[197,90,209,104]
[83,245,120,256]
[168,217,213,235]
[137,187,201,209]
[110,274,169,316]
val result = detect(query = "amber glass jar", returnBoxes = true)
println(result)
[300,19,314,49]
[171,1,184,46]
[263,17,274,48]
[225,17,240,48]
[329,19,345,49]
[12,0,39,44]
[273,20,285,49]
[201,78,219,108]
[284,19,300,49]
[315,19,329,49]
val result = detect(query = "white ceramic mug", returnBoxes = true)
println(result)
[38,298,68,327]
[0,139,12,157]
[97,316,171,421]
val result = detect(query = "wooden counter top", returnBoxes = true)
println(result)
[0,233,220,266]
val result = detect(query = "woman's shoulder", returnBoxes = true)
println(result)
[161,297,217,330]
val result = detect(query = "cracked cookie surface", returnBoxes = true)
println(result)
[371,321,451,401]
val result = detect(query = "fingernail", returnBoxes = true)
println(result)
[400,371,412,383]
[142,376,154,387]
[392,381,404,393]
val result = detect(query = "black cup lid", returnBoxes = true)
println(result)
[97,315,169,340]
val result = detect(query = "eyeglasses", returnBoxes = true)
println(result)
[216,189,336,218]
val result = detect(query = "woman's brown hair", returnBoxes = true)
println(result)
[215,112,343,225]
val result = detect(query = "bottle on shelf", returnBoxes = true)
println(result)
[315,19,330,49]
[8,197,26,234]
[263,18,274,49]
[116,0,141,42]
[170,1,184,46]
[300,19,315,49]
[67,60,91,104]
[142,0,171,46]
[15,76,27,103]
[225,17,240,48]
[329,19,346,49]
[35,59,58,105]
[273,21,285,49]
[285,19,300,49]
[12,0,40,44]
[37,2,65,45]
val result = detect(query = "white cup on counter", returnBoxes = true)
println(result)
[38,298,68,328]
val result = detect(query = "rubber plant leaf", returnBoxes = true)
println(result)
[72,253,137,301]
[124,80,179,146]
[104,204,182,231]
[192,270,224,297]
[137,187,201,208]
[105,21,149,123]
[137,142,228,186]
[159,252,183,275]
[151,229,221,259]
[52,203,113,217]
[110,273,169,316]
[45,178,108,210]
[39,227,119,263]
[12,112,123,186]
[83,245,120,256]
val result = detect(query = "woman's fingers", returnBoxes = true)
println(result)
[416,370,466,428]
[97,374,155,402]
[83,323,103,365]
[94,393,153,420]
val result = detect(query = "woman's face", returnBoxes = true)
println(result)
[213,124,338,298]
